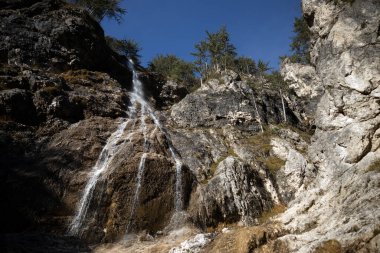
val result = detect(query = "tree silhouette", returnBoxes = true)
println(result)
[70,0,126,22]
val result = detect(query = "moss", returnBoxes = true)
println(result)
[313,240,343,253]
[259,204,287,224]
[366,159,380,173]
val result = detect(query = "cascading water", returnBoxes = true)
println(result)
[125,60,185,232]
[68,119,130,235]
[69,59,184,237]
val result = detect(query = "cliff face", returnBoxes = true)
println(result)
[275,0,380,252]
[1,0,379,252]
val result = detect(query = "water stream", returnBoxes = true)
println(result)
[69,59,184,236]
[68,119,130,235]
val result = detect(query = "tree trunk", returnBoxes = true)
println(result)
[252,94,264,133]
[280,89,287,123]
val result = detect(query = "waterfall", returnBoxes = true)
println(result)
[68,119,129,235]
[69,59,184,236]
[125,106,149,233]
[127,60,183,213]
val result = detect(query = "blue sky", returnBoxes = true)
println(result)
[101,0,301,70]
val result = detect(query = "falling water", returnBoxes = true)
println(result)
[125,60,184,231]
[68,119,129,235]
[125,106,149,233]
[70,59,184,236]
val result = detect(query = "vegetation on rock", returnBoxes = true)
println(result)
[68,0,125,22]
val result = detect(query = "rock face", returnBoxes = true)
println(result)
[168,76,298,229]
[171,71,299,131]
[0,0,131,85]
[273,0,380,252]
[2,0,379,252]
[0,0,194,249]
[280,60,323,125]
[189,157,274,227]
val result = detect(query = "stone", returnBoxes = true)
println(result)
[189,157,275,228]
[169,233,214,253]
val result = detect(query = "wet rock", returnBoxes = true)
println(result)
[169,233,214,253]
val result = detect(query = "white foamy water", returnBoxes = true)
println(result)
[69,119,129,235]
[70,59,184,236]
[127,59,184,214]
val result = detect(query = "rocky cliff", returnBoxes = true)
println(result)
[0,0,379,252]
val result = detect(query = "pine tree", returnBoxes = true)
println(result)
[289,17,311,63]
[70,0,126,22]
[257,60,270,76]
[105,37,141,65]
[148,54,196,86]
[191,41,209,83]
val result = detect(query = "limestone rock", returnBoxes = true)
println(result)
[189,157,275,228]
[169,233,214,253]
[273,0,380,251]
[171,73,298,131]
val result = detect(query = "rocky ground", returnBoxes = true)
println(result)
[0,0,379,252]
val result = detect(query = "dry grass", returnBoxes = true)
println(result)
[367,159,380,173]
[313,240,343,253]
[258,204,287,224]
[260,156,286,173]
[245,131,273,155]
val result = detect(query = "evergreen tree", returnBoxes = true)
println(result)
[70,0,126,22]
[234,57,257,75]
[289,17,311,63]
[257,60,270,76]
[191,41,209,82]
[206,26,236,70]
[148,54,197,86]
[105,36,141,65]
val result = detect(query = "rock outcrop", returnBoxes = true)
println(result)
[272,0,380,252]
[0,0,194,249]
[1,0,379,252]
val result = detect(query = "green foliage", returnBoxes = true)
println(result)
[192,26,237,78]
[105,36,141,65]
[233,57,257,75]
[206,26,237,70]
[264,71,289,91]
[148,54,197,86]
[257,59,270,76]
[288,17,311,64]
[70,0,126,22]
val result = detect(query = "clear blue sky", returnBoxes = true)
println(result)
[101,0,301,70]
